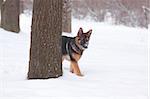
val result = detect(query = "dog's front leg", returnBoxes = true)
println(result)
[71,61,83,76]
[70,64,74,73]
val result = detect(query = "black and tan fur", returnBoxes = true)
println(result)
[62,28,92,76]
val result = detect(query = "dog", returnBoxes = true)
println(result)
[62,27,92,76]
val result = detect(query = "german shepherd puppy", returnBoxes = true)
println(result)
[62,28,92,76]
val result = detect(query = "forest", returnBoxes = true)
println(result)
[0,0,149,98]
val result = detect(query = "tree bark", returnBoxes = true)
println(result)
[62,0,71,33]
[0,0,3,26]
[28,0,63,79]
[0,0,3,8]
[1,0,20,33]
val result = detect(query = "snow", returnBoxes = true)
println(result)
[0,14,148,99]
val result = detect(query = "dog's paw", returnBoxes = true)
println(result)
[70,70,74,73]
[77,74,84,77]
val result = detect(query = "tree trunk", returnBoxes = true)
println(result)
[1,0,20,33]
[62,0,71,33]
[0,0,3,8]
[0,0,3,26]
[28,0,63,79]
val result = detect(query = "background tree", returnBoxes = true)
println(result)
[143,6,150,28]
[62,0,71,33]
[20,0,24,13]
[1,0,20,33]
[28,0,62,79]
[0,0,3,26]
[72,0,149,28]
[20,0,33,14]
[0,0,3,10]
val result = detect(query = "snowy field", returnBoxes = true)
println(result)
[0,14,149,99]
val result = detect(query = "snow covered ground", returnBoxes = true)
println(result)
[0,14,149,99]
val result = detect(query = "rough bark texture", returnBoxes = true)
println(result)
[1,0,20,33]
[62,0,71,33]
[28,0,62,79]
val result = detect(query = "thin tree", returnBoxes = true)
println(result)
[28,0,63,79]
[62,0,71,33]
[0,0,3,26]
[143,6,150,28]
[1,0,20,33]
[0,0,3,9]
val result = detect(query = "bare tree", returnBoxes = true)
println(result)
[143,6,150,28]
[62,0,71,33]
[1,0,20,33]
[0,0,3,8]
[20,0,33,14]
[72,0,149,28]
[23,0,33,11]
[0,0,3,26]
[28,0,63,79]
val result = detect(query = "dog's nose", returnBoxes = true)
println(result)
[84,46,88,48]
[83,44,88,48]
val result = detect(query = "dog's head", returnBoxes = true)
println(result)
[76,27,92,50]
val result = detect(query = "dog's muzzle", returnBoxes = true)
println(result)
[83,42,89,49]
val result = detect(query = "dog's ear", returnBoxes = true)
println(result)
[87,29,92,37]
[77,28,83,37]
